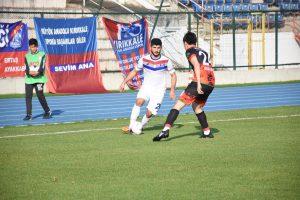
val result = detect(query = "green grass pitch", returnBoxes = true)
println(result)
[0,106,299,200]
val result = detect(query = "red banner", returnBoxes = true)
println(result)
[102,17,149,90]
[0,21,28,77]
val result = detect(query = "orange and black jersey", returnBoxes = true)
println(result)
[185,47,215,87]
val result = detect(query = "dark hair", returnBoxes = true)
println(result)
[183,31,197,45]
[29,38,38,46]
[151,38,162,46]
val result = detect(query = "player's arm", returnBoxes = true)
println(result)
[25,57,31,76]
[119,69,139,92]
[189,55,203,94]
[170,72,177,100]
[167,60,177,100]
[36,54,46,76]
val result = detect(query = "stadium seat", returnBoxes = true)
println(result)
[223,4,233,17]
[214,4,224,13]
[249,15,259,27]
[259,3,269,11]
[267,13,284,28]
[216,0,224,5]
[204,4,214,18]
[192,2,202,12]
[232,4,241,11]
[197,0,207,4]
[241,3,250,11]
[282,0,291,3]
[243,0,251,3]
[207,0,216,5]
[237,15,249,29]
[250,3,260,11]
[179,0,190,5]
[264,0,274,4]
[290,3,299,10]
[280,3,291,10]
[221,16,232,29]
[235,0,242,4]
[291,0,300,2]
[225,0,233,4]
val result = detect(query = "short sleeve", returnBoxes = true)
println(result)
[167,59,175,74]
[135,57,143,71]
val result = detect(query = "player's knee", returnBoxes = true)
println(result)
[194,105,203,114]
[135,99,144,106]
[172,100,185,111]
[146,111,153,118]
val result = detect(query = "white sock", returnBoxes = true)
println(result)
[141,115,151,128]
[204,129,210,136]
[129,104,140,128]
[163,126,170,131]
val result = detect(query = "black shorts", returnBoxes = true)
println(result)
[179,82,214,106]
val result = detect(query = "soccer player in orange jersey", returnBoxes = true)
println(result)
[153,32,215,141]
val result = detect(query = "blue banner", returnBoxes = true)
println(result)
[34,17,106,93]
[34,17,97,55]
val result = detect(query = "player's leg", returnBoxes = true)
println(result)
[153,82,198,141]
[152,99,186,141]
[122,85,149,133]
[24,83,34,120]
[141,90,164,129]
[192,102,213,138]
[129,98,145,129]
[141,109,153,129]
[34,83,51,119]
[193,84,214,138]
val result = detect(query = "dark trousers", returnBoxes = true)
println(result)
[25,83,50,115]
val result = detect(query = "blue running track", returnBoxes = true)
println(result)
[0,83,299,127]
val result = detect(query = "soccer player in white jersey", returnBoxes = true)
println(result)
[119,38,177,134]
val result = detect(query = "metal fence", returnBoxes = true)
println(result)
[1,9,300,72]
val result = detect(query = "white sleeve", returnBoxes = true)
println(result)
[167,59,175,74]
[135,57,143,71]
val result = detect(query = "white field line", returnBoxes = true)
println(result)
[0,114,299,139]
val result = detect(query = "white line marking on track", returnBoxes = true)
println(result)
[0,114,299,139]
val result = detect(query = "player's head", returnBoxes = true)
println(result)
[183,31,197,50]
[29,38,38,53]
[150,38,162,57]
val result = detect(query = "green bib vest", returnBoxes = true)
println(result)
[25,51,47,84]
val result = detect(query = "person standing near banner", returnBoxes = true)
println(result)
[119,38,177,134]
[23,38,51,121]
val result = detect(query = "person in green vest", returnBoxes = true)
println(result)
[23,38,51,121]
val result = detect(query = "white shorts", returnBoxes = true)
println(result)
[136,86,166,115]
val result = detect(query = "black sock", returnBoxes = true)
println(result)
[196,111,209,130]
[165,109,179,126]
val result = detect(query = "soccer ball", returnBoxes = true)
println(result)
[131,121,142,135]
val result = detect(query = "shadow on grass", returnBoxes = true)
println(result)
[165,127,220,141]
[32,109,64,119]
[143,123,184,131]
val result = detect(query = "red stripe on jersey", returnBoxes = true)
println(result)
[143,58,168,65]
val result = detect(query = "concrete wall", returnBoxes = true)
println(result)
[1,68,300,94]
[217,32,300,68]
[0,0,66,8]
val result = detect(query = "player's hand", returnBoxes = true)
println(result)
[170,89,176,100]
[119,82,126,92]
[197,85,204,94]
